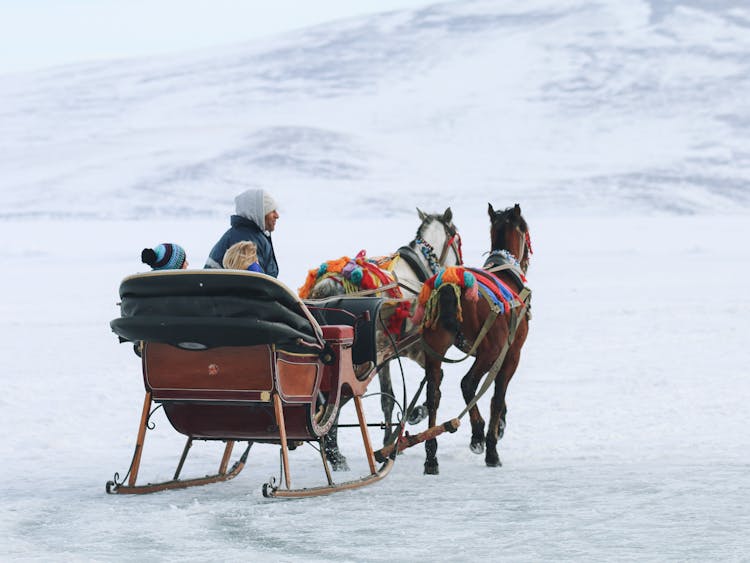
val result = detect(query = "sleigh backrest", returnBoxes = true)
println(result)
[111,270,325,353]
[110,272,367,441]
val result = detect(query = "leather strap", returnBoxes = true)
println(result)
[396,246,432,282]
[421,285,500,364]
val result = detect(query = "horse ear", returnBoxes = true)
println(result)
[443,207,452,222]
[488,203,495,217]
[513,203,521,217]
[417,208,428,221]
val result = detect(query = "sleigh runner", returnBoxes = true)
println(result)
[107,270,421,498]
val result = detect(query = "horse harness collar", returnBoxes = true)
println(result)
[397,245,432,283]
[483,249,526,288]
[393,219,462,294]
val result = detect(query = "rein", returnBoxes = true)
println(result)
[340,281,400,297]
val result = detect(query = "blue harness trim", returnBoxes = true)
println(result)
[475,280,505,314]
[468,268,515,303]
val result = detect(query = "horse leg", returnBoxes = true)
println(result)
[424,365,443,475]
[498,403,507,440]
[485,367,515,467]
[486,343,524,467]
[378,362,394,446]
[323,398,350,471]
[460,359,490,455]
[485,388,505,467]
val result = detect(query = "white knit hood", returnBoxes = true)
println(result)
[234,189,265,228]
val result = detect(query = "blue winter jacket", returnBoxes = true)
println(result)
[204,215,279,278]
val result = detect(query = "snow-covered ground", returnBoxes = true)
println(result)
[2,213,748,561]
[2,0,750,561]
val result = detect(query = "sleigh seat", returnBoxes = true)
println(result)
[107,270,395,497]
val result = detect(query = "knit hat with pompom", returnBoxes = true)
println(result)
[141,243,187,270]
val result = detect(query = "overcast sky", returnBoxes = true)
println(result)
[0,0,443,74]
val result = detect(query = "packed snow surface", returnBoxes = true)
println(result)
[1,0,749,561]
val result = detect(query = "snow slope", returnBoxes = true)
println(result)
[1,0,749,221]
[1,0,749,561]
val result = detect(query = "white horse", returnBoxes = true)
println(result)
[308,208,463,470]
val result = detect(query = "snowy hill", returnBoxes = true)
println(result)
[1,0,749,220]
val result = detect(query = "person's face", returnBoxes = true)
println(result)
[264,209,279,232]
[181,260,189,269]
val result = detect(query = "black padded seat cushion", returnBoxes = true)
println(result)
[111,270,324,352]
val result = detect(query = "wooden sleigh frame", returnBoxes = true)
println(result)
[106,270,400,498]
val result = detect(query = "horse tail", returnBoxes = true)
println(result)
[436,284,460,334]
[415,283,462,333]
[414,267,478,333]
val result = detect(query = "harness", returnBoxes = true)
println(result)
[392,218,463,295]
[440,232,463,266]
[406,224,463,279]
[378,212,533,454]
[457,283,530,420]
[396,245,432,283]
[298,250,402,299]
[420,252,532,422]
[483,249,526,288]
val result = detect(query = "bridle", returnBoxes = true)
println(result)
[491,212,530,270]
[415,216,463,275]
[440,228,463,266]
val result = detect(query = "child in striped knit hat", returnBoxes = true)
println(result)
[132,243,188,358]
[141,243,188,270]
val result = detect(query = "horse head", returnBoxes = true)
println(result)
[488,203,532,274]
[414,207,463,273]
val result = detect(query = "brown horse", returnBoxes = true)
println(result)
[418,203,532,474]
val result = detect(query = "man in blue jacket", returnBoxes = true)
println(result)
[205,189,280,277]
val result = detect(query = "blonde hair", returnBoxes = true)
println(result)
[223,241,259,270]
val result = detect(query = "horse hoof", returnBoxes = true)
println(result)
[326,450,350,472]
[485,453,502,467]
[424,461,439,475]
[330,458,350,471]
[470,441,484,455]
[407,404,428,425]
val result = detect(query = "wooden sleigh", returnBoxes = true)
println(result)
[106,270,416,498]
